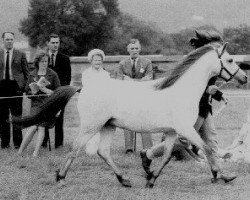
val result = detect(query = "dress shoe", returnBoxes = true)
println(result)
[1,145,10,149]
[125,149,134,154]
[55,145,63,149]
[211,173,237,183]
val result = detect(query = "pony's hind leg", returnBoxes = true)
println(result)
[56,125,101,183]
[146,131,177,188]
[97,125,132,187]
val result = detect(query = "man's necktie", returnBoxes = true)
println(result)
[132,58,136,78]
[5,51,10,80]
[50,53,55,68]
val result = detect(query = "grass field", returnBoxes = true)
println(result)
[1,90,250,200]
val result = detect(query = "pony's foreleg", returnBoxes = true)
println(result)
[97,126,132,188]
[56,131,96,182]
[146,131,177,188]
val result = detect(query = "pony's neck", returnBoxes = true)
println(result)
[172,51,218,104]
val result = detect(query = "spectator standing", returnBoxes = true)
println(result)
[42,34,71,149]
[117,39,153,154]
[0,32,29,149]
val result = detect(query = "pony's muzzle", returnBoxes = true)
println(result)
[238,75,248,85]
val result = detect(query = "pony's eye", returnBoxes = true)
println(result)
[228,58,233,63]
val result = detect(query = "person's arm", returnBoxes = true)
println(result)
[140,61,153,81]
[39,86,53,96]
[39,73,61,95]
[52,72,61,90]
[64,56,71,85]
[116,61,132,80]
[206,85,227,103]
[24,75,33,95]
[21,52,30,91]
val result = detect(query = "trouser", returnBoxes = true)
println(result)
[159,114,218,161]
[124,130,153,151]
[197,114,218,157]
[42,108,65,148]
[0,80,23,148]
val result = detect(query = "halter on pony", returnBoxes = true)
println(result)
[54,43,247,188]
[215,43,240,82]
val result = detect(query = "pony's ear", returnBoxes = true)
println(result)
[219,42,228,58]
[195,30,203,39]
[195,30,209,40]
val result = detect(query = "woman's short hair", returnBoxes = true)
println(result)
[33,50,49,69]
[87,49,105,62]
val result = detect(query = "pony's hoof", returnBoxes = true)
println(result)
[211,177,217,183]
[220,174,237,183]
[121,178,132,188]
[55,169,65,182]
[211,175,237,184]
[116,174,132,188]
[145,181,154,188]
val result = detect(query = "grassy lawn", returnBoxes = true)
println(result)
[1,91,250,200]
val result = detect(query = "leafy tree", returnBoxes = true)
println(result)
[104,13,171,55]
[223,24,250,54]
[170,25,220,55]
[19,0,119,56]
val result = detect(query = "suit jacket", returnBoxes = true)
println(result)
[117,56,153,81]
[0,49,29,91]
[49,52,71,86]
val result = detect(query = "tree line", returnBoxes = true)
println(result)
[19,0,250,56]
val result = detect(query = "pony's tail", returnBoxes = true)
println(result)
[12,86,80,128]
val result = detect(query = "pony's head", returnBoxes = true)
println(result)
[214,43,247,84]
[154,43,247,90]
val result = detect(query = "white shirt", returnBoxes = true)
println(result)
[4,48,14,80]
[130,57,138,66]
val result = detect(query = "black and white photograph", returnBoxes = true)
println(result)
[0,0,250,199]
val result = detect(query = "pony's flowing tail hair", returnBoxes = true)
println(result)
[12,86,80,128]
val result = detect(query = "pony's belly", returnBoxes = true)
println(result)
[110,115,174,133]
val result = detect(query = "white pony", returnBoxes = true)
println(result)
[54,43,247,188]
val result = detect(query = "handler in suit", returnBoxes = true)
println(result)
[0,32,29,149]
[117,39,153,153]
[42,34,71,149]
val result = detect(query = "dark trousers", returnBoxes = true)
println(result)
[0,80,23,148]
[124,130,153,151]
[42,108,65,148]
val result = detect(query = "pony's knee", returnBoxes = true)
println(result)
[97,149,106,161]
[97,146,109,157]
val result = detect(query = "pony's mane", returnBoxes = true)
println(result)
[154,45,214,90]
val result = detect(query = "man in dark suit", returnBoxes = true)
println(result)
[42,34,71,149]
[0,32,29,149]
[117,39,153,154]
